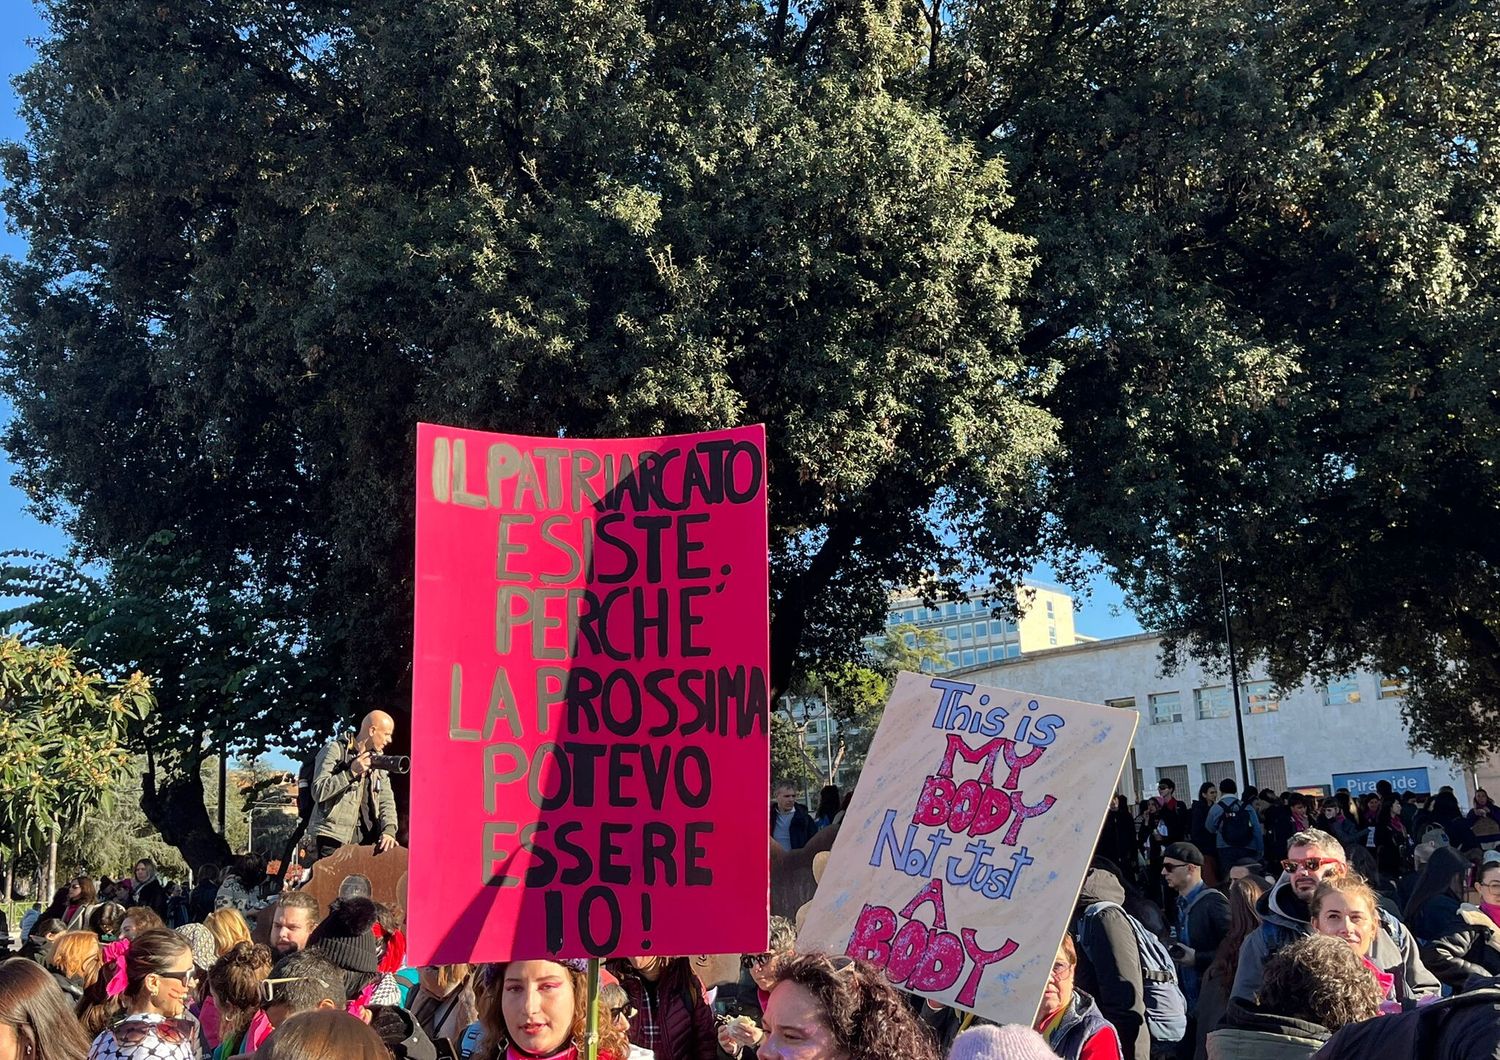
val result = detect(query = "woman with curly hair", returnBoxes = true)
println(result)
[471,960,629,1060]
[1206,934,1380,1059]
[756,953,937,1060]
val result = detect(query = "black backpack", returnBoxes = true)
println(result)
[1218,799,1255,847]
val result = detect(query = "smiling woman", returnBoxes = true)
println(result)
[76,929,201,1058]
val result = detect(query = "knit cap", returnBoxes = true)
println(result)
[947,1025,1061,1060]
[306,896,381,975]
[176,923,218,974]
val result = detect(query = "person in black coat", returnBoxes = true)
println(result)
[129,858,169,919]
[1096,795,1140,882]
[1190,783,1220,881]
[1312,976,1500,1060]
[1421,855,1500,991]
[1072,863,1148,1060]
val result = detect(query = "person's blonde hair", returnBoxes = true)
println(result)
[204,907,253,956]
[48,931,101,986]
[425,963,472,994]
[259,1009,388,1059]
[1310,875,1379,921]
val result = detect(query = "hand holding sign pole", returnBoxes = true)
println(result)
[796,673,1136,1026]
[407,424,771,969]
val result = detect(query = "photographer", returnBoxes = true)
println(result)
[308,711,404,861]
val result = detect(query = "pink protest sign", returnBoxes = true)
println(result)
[408,423,771,964]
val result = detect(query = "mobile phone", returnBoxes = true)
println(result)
[1168,943,1186,959]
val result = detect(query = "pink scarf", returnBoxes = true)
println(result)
[1480,902,1500,928]
[1361,955,1397,1014]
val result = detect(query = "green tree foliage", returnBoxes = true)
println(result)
[779,624,946,787]
[0,0,1054,862]
[984,0,1500,765]
[0,636,152,850]
[4,0,1498,801]
[1,541,330,867]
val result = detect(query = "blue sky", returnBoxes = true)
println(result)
[0,0,1144,639]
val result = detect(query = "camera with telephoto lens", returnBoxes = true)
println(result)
[368,754,410,774]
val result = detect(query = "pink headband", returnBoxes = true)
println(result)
[101,938,133,999]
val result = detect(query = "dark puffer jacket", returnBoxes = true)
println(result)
[1424,905,1500,991]
[607,959,717,1060]
[1312,978,1500,1060]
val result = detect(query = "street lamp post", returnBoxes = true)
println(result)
[1219,558,1252,793]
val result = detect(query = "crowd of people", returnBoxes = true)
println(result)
[2,756,1498,1059]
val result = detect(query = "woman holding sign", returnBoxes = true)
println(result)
[474,960,631,1060]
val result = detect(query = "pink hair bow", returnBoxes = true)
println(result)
[101,937,133,998]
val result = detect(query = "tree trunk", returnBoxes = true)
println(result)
[141,750,233,869]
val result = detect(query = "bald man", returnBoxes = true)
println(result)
[307,710,401,860]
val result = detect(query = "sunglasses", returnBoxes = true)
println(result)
[1282,857,1344,874]
[610,1004,638,1021]
[155,968,199,985]
[741,953,773,969]
[1161,861,1191,871]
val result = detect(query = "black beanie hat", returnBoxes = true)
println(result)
[307,896,380,975]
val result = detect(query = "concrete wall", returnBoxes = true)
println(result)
[957,633,1469,805]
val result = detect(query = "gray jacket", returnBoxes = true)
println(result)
[1231,875,1441,1004]
[308,734,400,843]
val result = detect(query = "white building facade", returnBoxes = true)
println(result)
[956,632,1469,805]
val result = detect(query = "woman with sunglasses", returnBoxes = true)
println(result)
[603,957,716,1060]
[0,957,93,1060]
[599,983,652,1060]
[77,928,202,1058]
[1423,853,1500,992]
[718,917,797,1057]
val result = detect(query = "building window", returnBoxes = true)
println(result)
[1194,685,1231,720]
[1242,680,1280,714]
[1046,600,1055,615]
[976,647,991,663]
[945,652,960,668]
[944,602,958,618]
[946,627,959,643]
[959,623,973,642]
[1251,756,1288,793]
[1203,760,1235,787]
[1005,643,1021,658]
[1323,678,1360,706]
[1157,765,1190,793]
[1378,676,1407,699]
[1105,697,1136,711]
[1149,692,1182,725]
[961,650,975,667]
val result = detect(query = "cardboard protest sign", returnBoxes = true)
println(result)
[407,423,770,965]
[796,672,1135,1025]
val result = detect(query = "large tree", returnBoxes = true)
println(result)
[1,0,1053,861]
